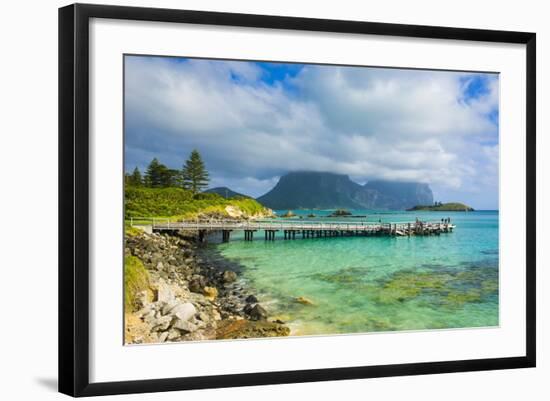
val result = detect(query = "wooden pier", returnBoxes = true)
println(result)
[130,218,455,242]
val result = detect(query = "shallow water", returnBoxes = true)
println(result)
[212,210,499,335]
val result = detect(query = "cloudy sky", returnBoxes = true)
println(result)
[124,55,499,210]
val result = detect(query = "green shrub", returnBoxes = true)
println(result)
[125,185,268,219]
[192,192,219,200]
[124,255,151,312]
[124,224,143,237]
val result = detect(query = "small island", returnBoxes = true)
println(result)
[281,210,297,218]
[328,209,353,217]
[407,202,474,212]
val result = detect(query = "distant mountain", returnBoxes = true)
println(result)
[204,187,250,199]
[362,180,434,210]
[256,172,433,210]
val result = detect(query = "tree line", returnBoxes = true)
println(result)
[125,149,210,194]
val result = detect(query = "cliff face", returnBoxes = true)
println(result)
[363,180,434,210]
[256,172,433,210]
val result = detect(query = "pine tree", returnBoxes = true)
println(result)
[182,150,209,194]
[145,158,166,188]
[124,173,132,186]
[164,169,182,187]
[128,167,142,186]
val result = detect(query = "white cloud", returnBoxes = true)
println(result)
[125,56,499,207]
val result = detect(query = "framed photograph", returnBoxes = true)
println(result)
[59,3,536,397]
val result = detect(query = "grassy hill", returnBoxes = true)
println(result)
[407,202,474,212]
[125,186,268,220]
[203,186,250,199]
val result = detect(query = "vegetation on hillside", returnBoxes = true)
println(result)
[125,151,268,220]
[125,186,267,219]
[124,255,152,312]
[407,202,474,212]
[204,186,250,199]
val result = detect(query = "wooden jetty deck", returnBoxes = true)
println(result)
[130,218,455,242]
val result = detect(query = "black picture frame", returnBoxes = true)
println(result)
[59,3,536,397]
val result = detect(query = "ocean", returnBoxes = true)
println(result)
[209,210,499,336]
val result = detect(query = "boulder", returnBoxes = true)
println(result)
[136,304,153,318]
[245,295,258,304]
[216,319,290,339]
[222,270,238,283]
[197,312,210,323]
[151,315,172,332]
[295,296,315,306]
[143,310,156,325]
[170,302,196,322]
[173,319,198,333]
[156,280,175,303]
[167,329,180,341]
[189,276,206,293]
[158,332,169,343]
[203,286,218,300]
[244,304,268,321]
[161,301,179,316]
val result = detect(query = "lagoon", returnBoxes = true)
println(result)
[211,210,499,336]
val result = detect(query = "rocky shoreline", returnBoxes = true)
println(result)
[124,229,289,344]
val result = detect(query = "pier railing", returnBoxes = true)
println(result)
[129,217,454,234]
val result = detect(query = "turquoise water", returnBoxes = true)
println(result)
[213,210,499,335]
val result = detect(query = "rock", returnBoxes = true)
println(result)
[157,280,175,303]
[244,304,268,321]
[203,286,218,300]
[167,329,180,340]
[245,294,258,304]
[216,319,290,339]
[136,304,153,318]
[170,302,196,322]
[143,311,156,324]
[173,319,198,333]
[151,315,172,332]
[135,290,150,310]
[222,270,238,283]
[295,296,315,305]
[161,301,179,316]
[156,261,164,271]
[158,332,169,342]
[197,312,210,323]
[189,276,206,293]
[151,252,163,266]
